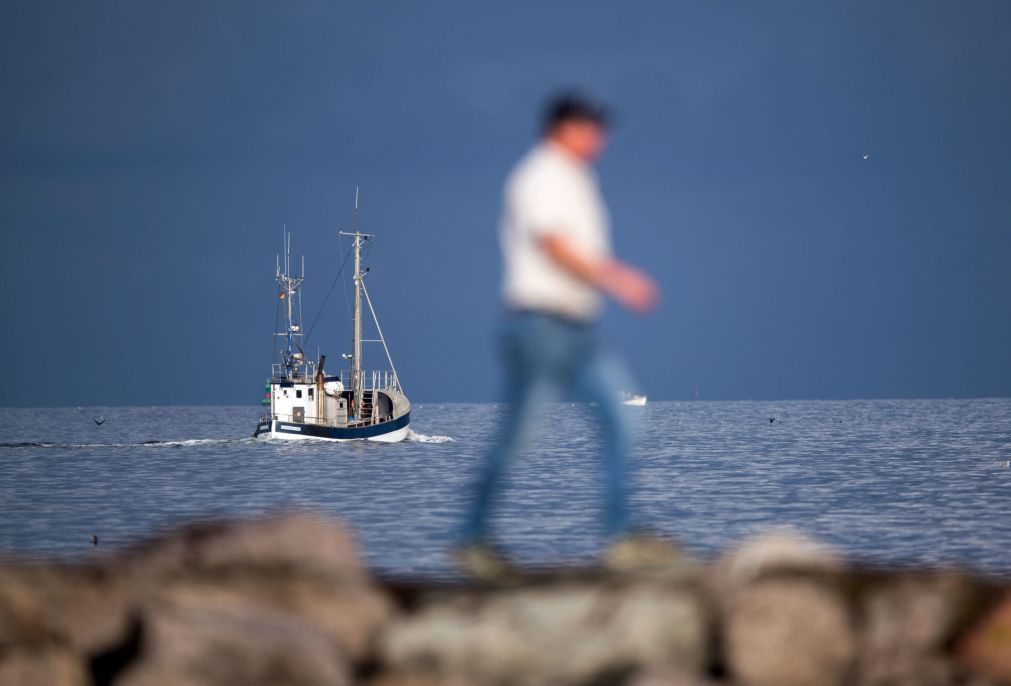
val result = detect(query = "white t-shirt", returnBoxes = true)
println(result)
[500,142,612,322]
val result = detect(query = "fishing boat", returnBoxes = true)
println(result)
[253,204,410,442]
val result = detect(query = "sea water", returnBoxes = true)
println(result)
[1,399,1009,578]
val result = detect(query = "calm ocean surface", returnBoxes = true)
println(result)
[1,399,1009,578]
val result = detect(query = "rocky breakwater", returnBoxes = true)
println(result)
[0,515,1009,686]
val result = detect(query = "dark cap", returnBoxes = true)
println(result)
[542,91,612,133]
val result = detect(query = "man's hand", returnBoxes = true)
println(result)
[540,234,658,314]
[600,262,658,314]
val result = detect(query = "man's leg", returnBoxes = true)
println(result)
[576,343,637,539]
[458,316,556,545]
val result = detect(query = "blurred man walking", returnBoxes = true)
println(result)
[457,92,660,578]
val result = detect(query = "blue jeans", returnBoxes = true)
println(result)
[459,311,636,544]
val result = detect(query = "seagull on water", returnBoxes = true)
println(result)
[79,407,106,425]
[862,153,870,160]
[90,534,98,546]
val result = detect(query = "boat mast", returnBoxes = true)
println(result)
[276,227,305,380]
[286,232,294,360]
[340,188,367,417]
[353,193,363,415]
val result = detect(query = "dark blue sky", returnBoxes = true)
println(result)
[1,1,1009,406]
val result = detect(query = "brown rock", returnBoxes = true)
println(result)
[628,669,722,686]
[117,585,351,686]
[122,512,367,581]
[858,574,974,686]
[0,564,131,654]
[2,513,392,685]
[0,565,51,647]
[0,648,89,686]
[263,576,391,661]
[382,581,708,686]
[725,578,855,686]
[153,575,391,662]
[715,528,843,592]
[959,590,1011,685]
[368,675,476,686]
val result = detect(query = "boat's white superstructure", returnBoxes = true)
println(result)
[254,198,410,442]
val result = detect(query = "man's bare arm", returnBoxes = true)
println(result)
[540,234,658,314]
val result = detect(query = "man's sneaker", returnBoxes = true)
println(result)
[602,533,687,574]
[453,541,518,582]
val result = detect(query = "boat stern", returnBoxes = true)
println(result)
[252,418,273,438]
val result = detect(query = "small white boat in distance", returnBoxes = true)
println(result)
[620,392,647,407]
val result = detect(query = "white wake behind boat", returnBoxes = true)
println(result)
[253,197,410,442]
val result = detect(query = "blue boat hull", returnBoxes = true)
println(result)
[253,411,410,442]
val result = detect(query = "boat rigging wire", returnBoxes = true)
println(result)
[302,245,354,349]
[361,280,403,394]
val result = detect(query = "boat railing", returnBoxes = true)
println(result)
[342,369,402,393]
[267,364,399,392]
[270,362,316,383]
